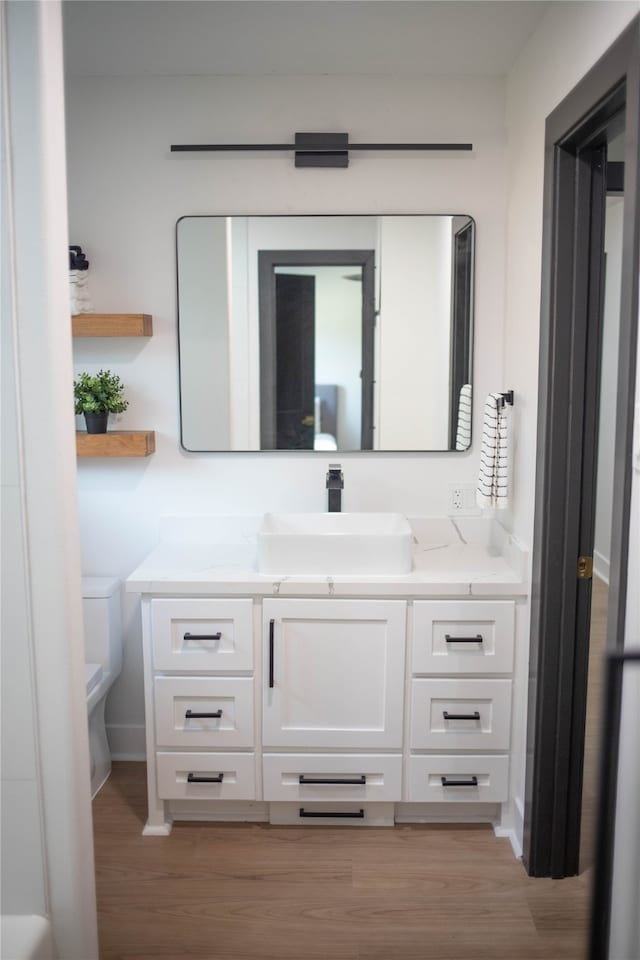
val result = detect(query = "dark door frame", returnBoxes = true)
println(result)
[524,18,639,879]
[449,217,475,448]
[258,249,376,449]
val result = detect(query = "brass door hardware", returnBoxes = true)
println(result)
[577,556,593,579]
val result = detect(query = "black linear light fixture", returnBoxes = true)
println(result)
[171,132,473,168]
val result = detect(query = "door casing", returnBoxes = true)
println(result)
[524,17,640,882]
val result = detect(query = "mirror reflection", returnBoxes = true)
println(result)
[177,215,474,452]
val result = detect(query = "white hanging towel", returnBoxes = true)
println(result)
[476,392,509,509]
[455,383,472,450]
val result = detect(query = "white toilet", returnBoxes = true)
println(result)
[81,577,123,797]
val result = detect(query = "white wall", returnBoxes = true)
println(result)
[176,216,231,451]
[503,0,638,843]
[378,216,452,449]
[314,266,363,449]
[2,1,98,955]
[594,197,625,581]
[66,72,507,753]
[1,6,48,913]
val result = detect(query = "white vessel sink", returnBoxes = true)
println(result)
[257,512,413,575]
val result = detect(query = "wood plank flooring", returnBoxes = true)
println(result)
[93,763,591,960]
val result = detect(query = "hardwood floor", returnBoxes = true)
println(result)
[93,763,591,960]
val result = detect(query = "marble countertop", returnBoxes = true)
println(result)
[126,516,529,598]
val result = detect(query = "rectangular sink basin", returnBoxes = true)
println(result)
[257,512,413,575]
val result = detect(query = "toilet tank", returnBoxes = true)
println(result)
[81,577,122,680]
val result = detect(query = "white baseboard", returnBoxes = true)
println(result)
[493,795,524,860]
[594,549,610,584]
[493,824,523,859]
[106,723,146,760]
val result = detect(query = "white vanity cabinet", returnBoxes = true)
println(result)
[262,598,406,749]
[407,600,515,805]
[142,598,257,832]
[139,590,518,833]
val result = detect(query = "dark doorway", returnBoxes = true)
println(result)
[525,15,639,889]
[274,273,316,449]
[258,249,376,450]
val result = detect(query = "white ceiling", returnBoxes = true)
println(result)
[63,1,551,78]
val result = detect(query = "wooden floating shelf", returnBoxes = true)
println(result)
[76,430,156,458]
[71,313,153,337]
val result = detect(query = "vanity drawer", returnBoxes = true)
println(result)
[263,754,402,802]
[154,677,254,748]
[410,678,512,750]
[156,752,256,800]
[407,755,509,803]
[412,601,514,675]
[269,802,395,827]
[151,599,253,673]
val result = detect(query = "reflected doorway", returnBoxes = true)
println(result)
[258,249,375,450]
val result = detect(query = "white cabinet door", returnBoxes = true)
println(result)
[263,599,406,749]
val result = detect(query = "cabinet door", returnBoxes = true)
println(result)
[263,599,406,749]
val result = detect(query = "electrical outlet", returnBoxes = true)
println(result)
[448,483,479,514]
[450,486,464,511]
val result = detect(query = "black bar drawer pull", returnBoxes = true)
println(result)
[269,619,275,688]
[187,772,224,784]
[184,631,222,641]
[299,775,366,786]
[299,808,365,819]
[441,775,479,787]
[185,709,222,719]
[445,634,483,644]
[443,710,481,721]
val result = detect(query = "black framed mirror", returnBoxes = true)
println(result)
[176,215,475,452]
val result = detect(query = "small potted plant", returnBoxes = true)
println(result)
[74,369,129,434]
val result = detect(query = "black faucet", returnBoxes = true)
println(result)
[326,464,344,512]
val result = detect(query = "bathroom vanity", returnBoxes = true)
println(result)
[127,516,527,837]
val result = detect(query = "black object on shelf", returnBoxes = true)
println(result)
[69,245,89,270]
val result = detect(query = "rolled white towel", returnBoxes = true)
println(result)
[69,269,93,313]
[476,392,509,509]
